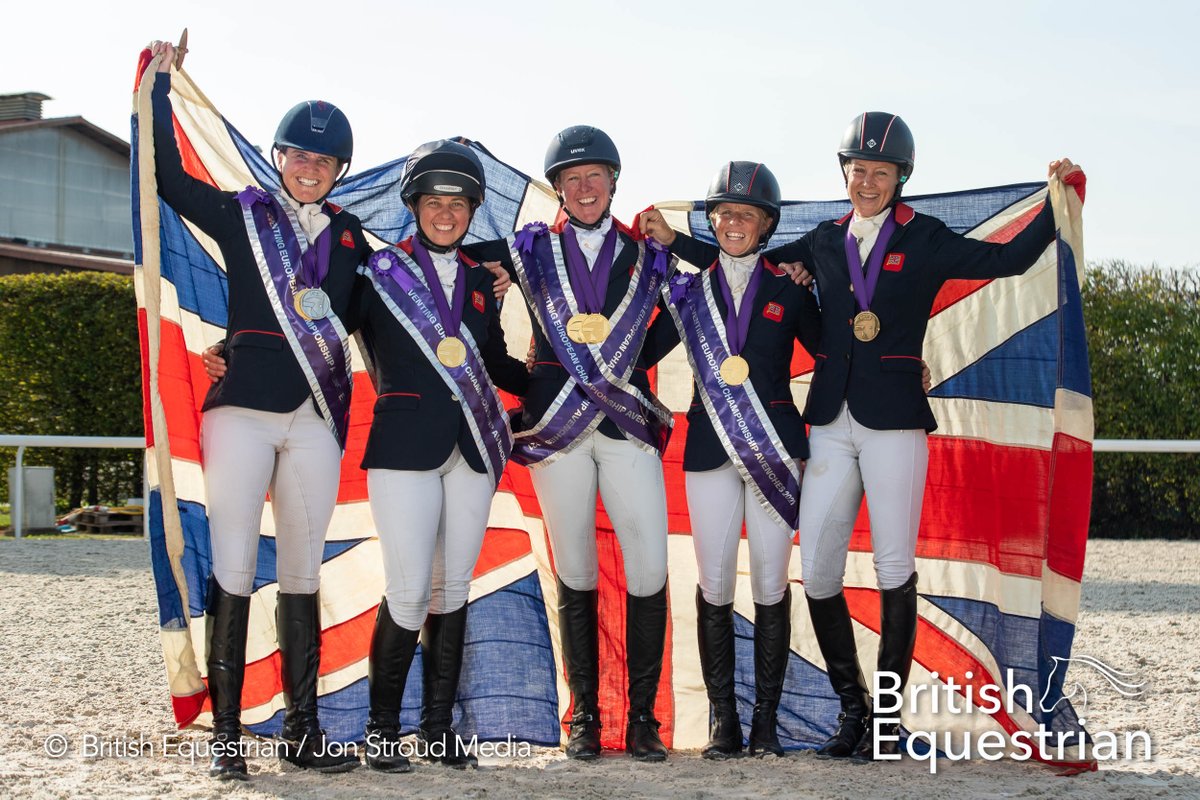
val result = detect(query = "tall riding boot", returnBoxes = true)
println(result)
[807,591,870,758]
[557,578,601,759]
[277,591,359,772]
[364,598,420,772]
[854,572,919,761]
[206,576,250,780]
[695,587,742,759]
[747,587,790,758]
[624,585,669,762]
[419,606,477,768]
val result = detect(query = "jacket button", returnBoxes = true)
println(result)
[844,353,850,361]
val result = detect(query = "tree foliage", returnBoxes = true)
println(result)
[1085,260,1200,538]
[0,272,142,512]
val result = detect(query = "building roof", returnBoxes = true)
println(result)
[0,240,133,275]
[0,116,129,159]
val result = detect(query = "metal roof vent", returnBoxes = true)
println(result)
[0,92,52,122]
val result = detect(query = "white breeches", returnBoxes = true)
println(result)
[799,404,927,600]
[368,448,494,630]
[201,402,342,597]
[529,431,668,597]
[686,461,798,606]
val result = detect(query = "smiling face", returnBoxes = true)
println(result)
[413,194,472,248]
[277,147,341,204]
[709,202,771,257]
[844,158,901,218]
[555,163,615,226]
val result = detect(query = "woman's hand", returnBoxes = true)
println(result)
[202,343,227,383]
[638,208,676,246]
[777,262,814,288]
[1049,158,1086,203]
[483,261,511,300]
[149,41,175,74]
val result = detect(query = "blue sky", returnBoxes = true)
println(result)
[6,0,1196,268]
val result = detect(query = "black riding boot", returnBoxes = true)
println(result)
[419,606,477,768]
[277,591,359,772]
[807,591,870,758]
[854,572,918,761]
[364,598,420,772]
[747,587,790,758]
[557,579,602,759]
[206,576,250,780]
[696,587,742,759]
[624,585,669,762]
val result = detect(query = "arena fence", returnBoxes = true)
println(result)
[0,435,1195,539]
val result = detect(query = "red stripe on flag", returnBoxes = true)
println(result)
[473,528,534,578]
[930,202,1046,316]
[152,318,205,463]
[138,311,154,447]
[1046,433,1092,582]
[172,116,219,188]
[849,437,1057,579]
[337,369,374,503]
[209,604,377,711]
[172,689,207,729]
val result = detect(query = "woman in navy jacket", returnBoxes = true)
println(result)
[468,127,674,762]
[651,112,1082,762]
[641,162,819,759]
[354,141,529,772]
[148,40,369,779]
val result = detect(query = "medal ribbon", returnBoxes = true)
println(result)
[713,258,763,356]
[364,247,512,486]
[560,223,619,313]
[664,271,801,528]
[235,187,352,448]
[843,211,898,312]
[408,236,467,337]
[508,223,672,464]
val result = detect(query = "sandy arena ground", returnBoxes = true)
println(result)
[0,537,1196,799]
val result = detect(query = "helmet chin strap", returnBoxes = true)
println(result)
[412,205,474,254]
[558,181,616,231]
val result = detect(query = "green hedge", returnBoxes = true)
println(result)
[1085,260,1200,538]
[0,272,142,512]
[0,263,1196,534]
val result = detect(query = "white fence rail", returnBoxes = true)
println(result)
[0,435,146,539]
[0,436,1195,540]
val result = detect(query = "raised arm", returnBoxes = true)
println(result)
[935,158,1085,281]
[147,41,238,236]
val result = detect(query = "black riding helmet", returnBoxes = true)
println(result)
[400,139,486,252]
[837,112,915,196]
[704,161,782,251]
[272,101,353,204]
[544,125,620,229]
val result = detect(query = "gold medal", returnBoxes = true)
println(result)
[853,310,881,342]
[566,313,611,345]
[719,355,750,386]
[436,336,467,368]
[293,287,331,321]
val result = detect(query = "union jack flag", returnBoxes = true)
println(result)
[132,52,1093,770]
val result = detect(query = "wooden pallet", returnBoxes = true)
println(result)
[74,509,143,535]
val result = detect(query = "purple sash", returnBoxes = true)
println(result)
[665,265,802,529]
[508,222,673,466]
[363,246,512,487]
[236,187,351,448]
